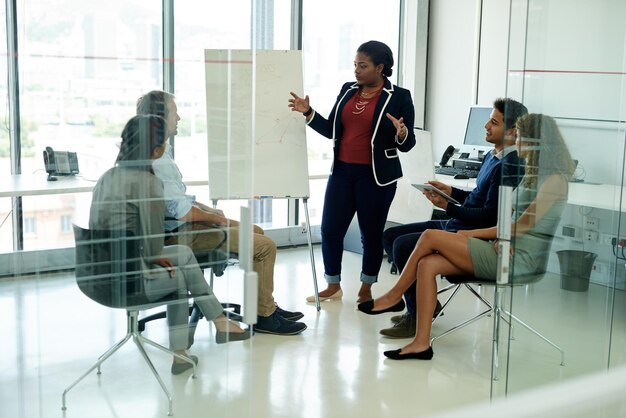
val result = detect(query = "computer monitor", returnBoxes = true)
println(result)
[460,106,493,156]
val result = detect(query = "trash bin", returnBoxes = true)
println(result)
[556,250,597,292]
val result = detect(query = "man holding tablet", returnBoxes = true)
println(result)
[380,98,527,338]
[412,184,460,206]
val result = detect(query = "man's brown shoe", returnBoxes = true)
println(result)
[380,312,416,338]
[389,300,444,324]
[390,313,405,324]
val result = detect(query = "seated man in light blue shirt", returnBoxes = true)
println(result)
[153,142,224,233]
[137,90,306,336]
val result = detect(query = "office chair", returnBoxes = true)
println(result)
[62,225,197,416]
[431,272,565,380]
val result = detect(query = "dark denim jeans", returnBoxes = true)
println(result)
[321,161,396,284]
[382,219,453,315]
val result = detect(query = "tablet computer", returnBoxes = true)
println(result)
[412,183,460,205]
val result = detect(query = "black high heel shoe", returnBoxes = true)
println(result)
[357,299,405,315]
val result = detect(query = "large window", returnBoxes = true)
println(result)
[0,4,11,251]
[15,0,162,250]
[301,0,401,224]
[174,1,293,227]
[173,0,252,184]
[1,0,406,252]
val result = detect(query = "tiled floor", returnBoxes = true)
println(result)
[1,246,624,418]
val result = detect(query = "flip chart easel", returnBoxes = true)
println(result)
[205,49,320,310]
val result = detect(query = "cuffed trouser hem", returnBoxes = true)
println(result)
[360,272,377,284]
[324,273,341,284]
[166,299,191,351]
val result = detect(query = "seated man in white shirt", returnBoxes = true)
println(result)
[137,90,306,336]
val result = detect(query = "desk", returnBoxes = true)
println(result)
[566,182,626,211]
[436,173,626,211]
[0,175,96,198]
[0,174,211,275]
[0,175,96,250]
[0,174,209,198]
[434,173,476,191]
[0,174,209,251]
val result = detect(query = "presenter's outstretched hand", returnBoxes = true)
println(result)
[289,92,310,114]
[386,113,407,140]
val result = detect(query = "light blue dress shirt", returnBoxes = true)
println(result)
[152,143,196,231]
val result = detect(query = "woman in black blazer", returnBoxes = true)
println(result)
[289,40,416,303]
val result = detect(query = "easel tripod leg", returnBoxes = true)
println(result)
[303,198,320,311]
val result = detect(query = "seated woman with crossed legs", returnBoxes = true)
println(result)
[358,113,575,360]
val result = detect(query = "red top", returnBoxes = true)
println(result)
[338,88,383,164]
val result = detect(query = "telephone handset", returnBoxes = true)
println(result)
[43,146,79,181]
[439,145,460,167]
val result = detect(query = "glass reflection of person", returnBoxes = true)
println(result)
[90,115,251,375]
[289,40,417,303]
[358,113,575,360]
[379,98,527,339]
[137,91,307,336]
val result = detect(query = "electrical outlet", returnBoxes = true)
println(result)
[591,262,604,275]
[584,216,600,230]
[300,222,308,234]
[602,233,616,245]
[583,229,599,241]
[609,237,626,247]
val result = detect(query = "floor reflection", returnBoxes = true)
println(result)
[1,246,624,417]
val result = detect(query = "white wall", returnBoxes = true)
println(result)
[424,0,626,290]
[387,129,434,224]
[427,0,626,186]
[476,0,510,104]
[426,0,482,162]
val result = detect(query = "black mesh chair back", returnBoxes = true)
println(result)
[73,224,152,308]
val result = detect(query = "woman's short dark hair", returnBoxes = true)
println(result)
[116,115,167,170]
[357,40,394,77]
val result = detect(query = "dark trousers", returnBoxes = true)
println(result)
[382,220,452,315]
[321,161,396,284]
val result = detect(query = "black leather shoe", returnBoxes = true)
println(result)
[255,311,307,335]
[384,347,433,360]
[357,299,405,315]
[275,305,304,321]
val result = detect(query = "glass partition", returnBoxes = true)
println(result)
[493,0,626,397]
[4,2,258,418]
[174,0,294,227]
[16,0,162,251]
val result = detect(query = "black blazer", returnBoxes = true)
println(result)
[307,79,416,186]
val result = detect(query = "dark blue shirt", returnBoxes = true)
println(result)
[445,150,524,231]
